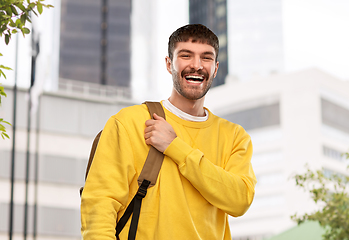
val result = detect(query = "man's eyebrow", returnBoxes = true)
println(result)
[177,49,194,54]
[177,49,215,56]
[202,51,215,56]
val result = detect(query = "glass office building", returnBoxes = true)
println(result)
[59,0,131,87]
[189,0,229,87]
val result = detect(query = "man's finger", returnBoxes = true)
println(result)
[145,119,156,126]
[144,126,150,134]
[153,113,165,121]
[144,131,152,140]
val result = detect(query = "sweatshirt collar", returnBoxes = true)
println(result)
[162,99,209,122]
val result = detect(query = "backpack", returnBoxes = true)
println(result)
[80,101,165,240]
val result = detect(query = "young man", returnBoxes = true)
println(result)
[81,24,256,240]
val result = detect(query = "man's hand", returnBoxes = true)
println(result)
[144,113,177,152]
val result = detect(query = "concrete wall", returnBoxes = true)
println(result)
[0,86,134,240]
[205,68,349,239]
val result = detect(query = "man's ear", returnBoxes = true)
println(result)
[213,61,219,78]
[165,56,172,74]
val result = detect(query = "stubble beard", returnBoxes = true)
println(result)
[172,68,214,101]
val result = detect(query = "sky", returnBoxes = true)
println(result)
[283,0,349,80]
[0,0,349,92]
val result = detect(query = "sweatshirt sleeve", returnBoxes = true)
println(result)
[80,116,136,240]
[163,125,256,217]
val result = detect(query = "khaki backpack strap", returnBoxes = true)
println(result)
[85,130,102,180]
[144,101,166,119]
[137,101,166,187]
[80,130,103,196]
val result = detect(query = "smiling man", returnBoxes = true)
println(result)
[81,24,256,240]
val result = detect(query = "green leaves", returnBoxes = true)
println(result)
[291,160,349,240]
[0,118,11,139]
[0,85,7,100]
[5,33,10,44]
[37,2,42,14]
[0,62,12,79]
[21,26,29,34]
[0,0,54,140]
[20,12,27,24]
[0,0,54,42]
[10,5,18,15]
[0,87,11,139]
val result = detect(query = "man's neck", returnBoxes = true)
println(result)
[168,90,206,117]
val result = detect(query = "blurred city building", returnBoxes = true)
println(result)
[0,0,188,239]
[205,68,349,239]
[130,0,188,101]
[189,0,229,87]
[0,83,135,239]
[1,0,349,239]
[2,67,348,240]
[59,0,132,87]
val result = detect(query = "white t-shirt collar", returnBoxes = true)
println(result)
[162,99,209,122]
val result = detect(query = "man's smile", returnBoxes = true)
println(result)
[184,74,205,83]
[181,69,209,84]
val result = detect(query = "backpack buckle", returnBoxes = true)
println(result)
[136,179,151,199]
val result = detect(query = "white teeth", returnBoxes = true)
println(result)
[189,75,203,79]
[187,80,200,83]
[185,75,204,80]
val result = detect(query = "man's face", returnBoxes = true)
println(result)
[166,40,219,101]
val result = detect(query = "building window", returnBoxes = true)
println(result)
[222,103,280,131]
[40,154,86,185]
[321,98,349,134]
[216,5,226,18]
[218,33,227,47]
[322,168,348,183]
[323,146,347,162]
[0,203,80,237]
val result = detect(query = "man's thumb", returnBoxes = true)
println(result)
[153,113,163,120]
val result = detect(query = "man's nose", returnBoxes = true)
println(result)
[190,56,203,70]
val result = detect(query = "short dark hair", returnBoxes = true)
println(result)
[168,24,219,61]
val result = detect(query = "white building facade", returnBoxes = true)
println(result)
[0,83,135,240]
[1,0,349,239]
[2,67,348,240]
[205,68,349,239]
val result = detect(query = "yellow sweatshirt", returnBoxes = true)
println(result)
[81,103,256,240]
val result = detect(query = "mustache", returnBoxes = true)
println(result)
[181,69,209,79]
